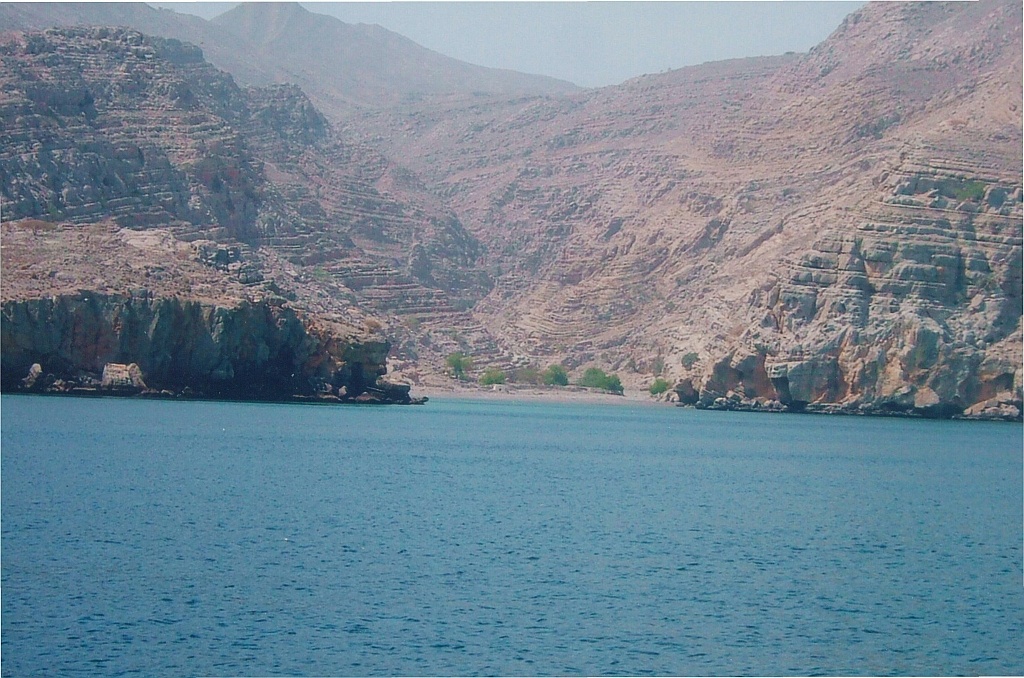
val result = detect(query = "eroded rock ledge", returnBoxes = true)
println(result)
[1,292,423,404]
[674,344,1021,422]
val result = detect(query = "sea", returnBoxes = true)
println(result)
[1,394,1022,677]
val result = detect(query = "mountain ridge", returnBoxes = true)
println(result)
[0,1,1020,418]
[0,1,579,115]
[340,0,1021,417]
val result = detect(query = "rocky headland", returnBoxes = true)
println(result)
[1,220,421,403]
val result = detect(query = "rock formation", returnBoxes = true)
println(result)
[342,0,1022,419]
[1,2,1020,418]
[1,291,389,399]
[0,220,417,403]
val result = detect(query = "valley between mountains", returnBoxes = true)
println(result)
[1,1,1020,419]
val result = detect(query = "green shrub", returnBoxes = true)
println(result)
[578,367,624,394]
[542,364,569,386]
[604,374,624,394]
[952,180,986,202]
[649,378,671,395]
[479,368,506,385]
[578,367,608,388]
[681,352,700,369]
[445,352,473,380]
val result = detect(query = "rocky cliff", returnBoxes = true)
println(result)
[2,292,392,400]
[0,219,416,403]
[679,0,1023,420]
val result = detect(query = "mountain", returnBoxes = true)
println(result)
[0,1,1020,419]
[210,2,578,112]
[0,25,489,400]
[0,2,579,116]
[344,0,1022,418]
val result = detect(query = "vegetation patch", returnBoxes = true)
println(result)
[578,367,623,394]
[649,378,671,395]
[952,180,986,202]
[479,367,506,385]
[542,364,569,386]
[445,352,473,380]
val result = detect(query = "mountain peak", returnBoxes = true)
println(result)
[207,1,578,110]
[215,2,311,24]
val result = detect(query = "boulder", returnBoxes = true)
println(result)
[963,392,1023,421]
[20,363,43,390]
[101,362,147,392]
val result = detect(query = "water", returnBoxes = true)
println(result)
[2,395,1021,676]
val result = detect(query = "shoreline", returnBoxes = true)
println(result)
[410,384,1022,422]
[386,383,669,407]
[2,386,1019,422]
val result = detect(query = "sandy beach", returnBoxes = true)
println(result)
[411,383,674,407]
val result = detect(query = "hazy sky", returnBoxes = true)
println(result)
[156,2,865,88]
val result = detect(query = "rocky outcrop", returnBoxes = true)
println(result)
[1,218,423,403]
[0,292,411,402]
[673,325,1022,420]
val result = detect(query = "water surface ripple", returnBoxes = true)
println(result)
[2,395,1021,675]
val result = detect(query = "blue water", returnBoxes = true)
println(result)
[2,395,1021,676]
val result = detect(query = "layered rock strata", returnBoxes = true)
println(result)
[344,0,1021,418]
[0,25,487,285]
[1,3,1020,417]
[0,221,420,403]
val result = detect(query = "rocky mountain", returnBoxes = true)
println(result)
[1,1,1020,418]
[0,24,490,283]
[210,2,578,111]
[0,25,490,400]
[0,2,579,115]
[343,0,1022,418]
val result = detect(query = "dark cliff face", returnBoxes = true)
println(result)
[1,292,390,400]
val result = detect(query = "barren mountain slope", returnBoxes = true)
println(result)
[1,2,1019,418]
[0,1,579,116]
[349,0,1022,417]
[211,2,578,112]
[0,26,501,389]
[0,25,490,284]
